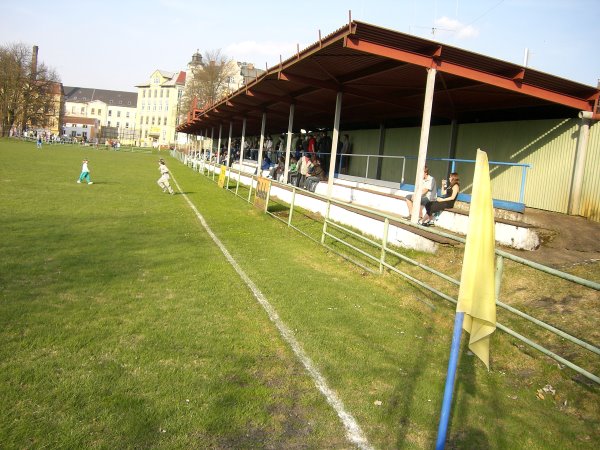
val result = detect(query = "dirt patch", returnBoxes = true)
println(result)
[506,208,600,271]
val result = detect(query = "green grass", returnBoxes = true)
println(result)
[0,139,598,449]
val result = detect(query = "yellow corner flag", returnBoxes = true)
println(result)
[456,149,497,369]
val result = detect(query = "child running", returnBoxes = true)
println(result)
[157,158,174,194]
[77,159,93,184]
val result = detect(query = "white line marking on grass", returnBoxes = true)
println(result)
[172,176,373,450]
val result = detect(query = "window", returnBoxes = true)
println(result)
[145,130,148,138]
[139,116,143,124]
[81,107,85,114]
[154,77,159,84]
[162,130,166,142]
[151,117,155,125]
[146,117,149,125]
[119,100,122,105]
[125,122,129,128]
[165,104,169,111]
[83,125,88,128]
[108,110,112,117]
[71,106,75,113]
[164,117,168,126]
[153,103,156,111]
[166,90,170,98]
[98,109,102,115]
[159,103,162,111]
[143,89,146,98]
[116,122,120,128]
[126,112,130,118]
[142,102,145,110]
[109,100,113,104]
[160,90,163,98]
[91,108,95,115]
[117,111,121,118]
[108,121,111,127]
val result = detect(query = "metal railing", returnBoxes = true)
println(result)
[174,150,600,385]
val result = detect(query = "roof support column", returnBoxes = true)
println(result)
[257,112,267,176]
[205,128,209,154]
[217,124,223,160]
[568,113,592,215]
[375,123,386,181]
[209,127,214,163]
[411,67,437,223]
[327,92,343,198]
[240,117,247,163]
[226,121,233,168]
[446,119,458,178]
[283,104,295,183]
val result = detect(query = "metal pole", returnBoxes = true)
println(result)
[568,115,591,215]
[209,127,214,173]
[411,67,437,223]
[327,91,343,198]
[380,218,389,274]
[288,187,296,226]
[283,104,295,183]
[447,119,458,179]
[495,255,504,301]
[519,166,527,204]
[257,112,266,178]
[226,121,233,188]
[240,117,247,164]
[375,123,385,181]
[215,124,222,181]
[435,312,464,450]
[321,200,332,244]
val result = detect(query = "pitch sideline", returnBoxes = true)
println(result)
[171,175,372,450]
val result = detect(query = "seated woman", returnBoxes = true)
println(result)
[303,158,327,192]
[421,172,460,226]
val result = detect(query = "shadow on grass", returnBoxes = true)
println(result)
[390,312,435,448]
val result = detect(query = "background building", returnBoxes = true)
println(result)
[63,87,137,144]
[135,70,186,148]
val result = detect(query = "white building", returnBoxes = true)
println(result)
[135,70,186,148]
[63,87,137,144]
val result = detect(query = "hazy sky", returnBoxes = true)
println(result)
[2,0,599,92]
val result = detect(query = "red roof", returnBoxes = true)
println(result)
[176,71,186,85]
[178,20,599,136]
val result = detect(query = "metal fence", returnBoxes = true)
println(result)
[175,151,600,385]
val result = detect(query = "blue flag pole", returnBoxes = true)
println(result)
[435,311,464,450]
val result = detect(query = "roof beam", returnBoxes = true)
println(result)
[279,71,341,91]
[343,36,594,111]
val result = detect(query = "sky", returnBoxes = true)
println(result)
[1,0,599,92]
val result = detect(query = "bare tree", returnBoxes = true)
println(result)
[180,49,238,122]
[0,42,60,136]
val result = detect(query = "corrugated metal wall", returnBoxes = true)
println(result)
[454,119,579,212]
[344,117,600,222]
[580,122,600,222]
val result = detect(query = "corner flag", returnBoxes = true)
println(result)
[456,149,497,369]
[436,149,497,449]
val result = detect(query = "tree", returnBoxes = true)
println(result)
[0,42,60,136]
[179,49,239,122]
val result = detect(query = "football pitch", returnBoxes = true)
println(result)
[0,139,598,449]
